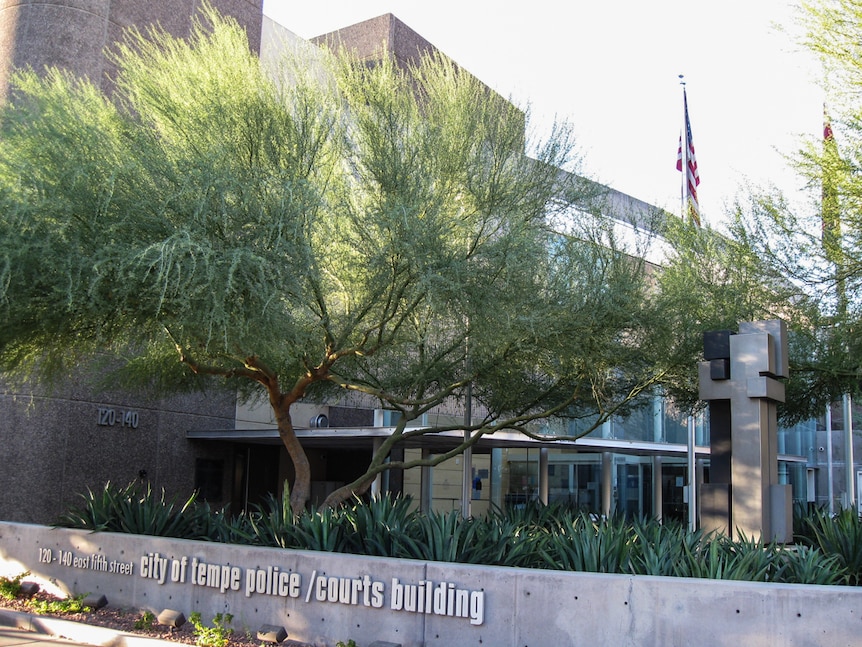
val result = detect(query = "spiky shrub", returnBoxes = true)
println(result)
[773,545,847,585]
[539,511,637,574]
[628,518,691,577]
[464,511,548,569]
[55,485,862,585]
[57,481,198,538]
[56,481,133,532]
[189,501,256,544]
[293,506,349,553]
[796,507,862,585]
[404,510,488,563]
[674,530,786,582]
[246,491,303,549]
[339,494,417,557]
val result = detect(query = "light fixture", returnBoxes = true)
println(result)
[256,625,288,644]
[157,609,186,628]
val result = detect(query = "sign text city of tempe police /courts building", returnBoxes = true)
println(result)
[37,547,485,625]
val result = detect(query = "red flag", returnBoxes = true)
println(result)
[676,89,701,225]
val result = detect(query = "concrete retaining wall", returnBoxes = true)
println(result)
[1,522,860,646]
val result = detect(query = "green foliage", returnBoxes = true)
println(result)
[664,2,862,419]
[28,594,91,614]
[672,532,778,582]
[773,545,847,585]
[627,518,692,577]
[655,218,817,421]
[460,507,549,569]
[134,610,157,630]
[187,501,257,545]
[0,3,674,510]
[795,507,862,584]
[339,494,417,557]
[246,490,303,549]
[293,506,349,553]
[56,481,200,538]
[188,612,234,647]
[539,512,636,574]
[54,480,256,543]
[55,489,862,585]
[336,640,358,647]
[0,571,28,600]
[405,510,485,563]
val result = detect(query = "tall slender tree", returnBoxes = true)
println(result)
[655,0,862,424]
[0,7,669,509]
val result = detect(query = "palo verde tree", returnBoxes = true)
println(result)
[653,216,820,422]
[659,0,862,424]
[0,7,668,510]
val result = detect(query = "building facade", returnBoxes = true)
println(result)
[0,2,852,526]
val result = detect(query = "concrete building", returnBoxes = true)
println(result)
[0,0,264,102]
[0,1,847,526]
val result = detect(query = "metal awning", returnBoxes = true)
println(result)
[187,425,716,458]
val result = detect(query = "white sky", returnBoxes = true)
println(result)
[262,1,824,230]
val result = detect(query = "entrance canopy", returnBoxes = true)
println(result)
[188,426,714,457]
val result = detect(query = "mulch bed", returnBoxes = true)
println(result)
[0,591,263,647]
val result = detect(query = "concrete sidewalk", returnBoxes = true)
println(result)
[0,611,172,647]
[0,626,90,647]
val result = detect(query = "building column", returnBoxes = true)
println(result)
[652,455,663,523]
[687,415,697,532]
[539,448,549,505]
[601,452,613,518]
[844,393,856,510]
[490,448,503,509]
[370,438,383,498]
[420,448,433,513]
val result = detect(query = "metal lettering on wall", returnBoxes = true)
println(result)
[96,407,140,429]
[34,546,485,626]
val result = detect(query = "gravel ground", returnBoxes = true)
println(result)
[0,591,263,647]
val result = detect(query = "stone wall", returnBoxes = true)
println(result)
[1,522,860,647]
[0,377,236,523]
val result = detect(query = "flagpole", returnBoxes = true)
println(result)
[677,75,701,225]
[679,76,698,529]
[679,75,688,220]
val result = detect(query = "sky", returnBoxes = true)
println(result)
[262,1,824,230]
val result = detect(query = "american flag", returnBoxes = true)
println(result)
[676,89,700,226]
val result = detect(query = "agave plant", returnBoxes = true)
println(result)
[773,545,847,585]
[189,502,256,544]
[628,517,690,577]
[56,481,132,531]
[293,506,349,553]
[539,511,636,574]
[672,531,777,582]
[56,483,862,586]
[466,512,547,568]
[56,481,198,538]
[246,490,302,548]
[405,510,486,563]
[796,507,862,585]
[112,484,198,537]
[339,494,417,557]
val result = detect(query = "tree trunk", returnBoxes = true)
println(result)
[274,401,311,513]
[320,474,374,509]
